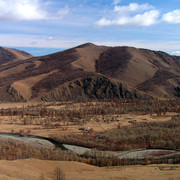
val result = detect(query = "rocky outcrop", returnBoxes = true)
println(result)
[40,75,151,101]
[0,86,25,102]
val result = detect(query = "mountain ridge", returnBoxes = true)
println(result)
[0,43,179,102]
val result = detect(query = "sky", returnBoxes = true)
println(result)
[0,0,180,56]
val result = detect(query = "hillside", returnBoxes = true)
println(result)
[0,47,33,65]
[0,43,179,102]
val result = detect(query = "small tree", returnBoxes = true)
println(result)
[40,173,45,180]
[53,166,66,180]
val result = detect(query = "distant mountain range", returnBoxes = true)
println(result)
[0,43,179,102]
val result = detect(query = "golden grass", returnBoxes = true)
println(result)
[4,48,32,62]
[119,48,158,87]
[72,44,108,72]
[12,70,58,100]
[0,63,33,78]
[0,159,179,180]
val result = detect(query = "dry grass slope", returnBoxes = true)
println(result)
[0,159,179,180]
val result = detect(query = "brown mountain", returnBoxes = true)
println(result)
[0,47,32,65]
[0,43,179,102]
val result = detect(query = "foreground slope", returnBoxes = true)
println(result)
[0,159,179,180]
[0,43,179,102]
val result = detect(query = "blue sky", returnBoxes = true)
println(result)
[0,0,180,56]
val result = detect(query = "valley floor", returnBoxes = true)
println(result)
[0,101,179,179]
[0,110,178,138]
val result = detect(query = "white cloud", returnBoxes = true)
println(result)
[114,3,153,14]
[54,5,69,20]
[97,18,113,26]
[0,0,69,21]
[96,3,159,27]
[112,0,121,5]
[97,11,159,26]
[130,10,159,26]
[162,9,180,23]
[172,51,180,55]
[47,36,58,41]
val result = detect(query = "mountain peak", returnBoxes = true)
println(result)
[76,42,96,48]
